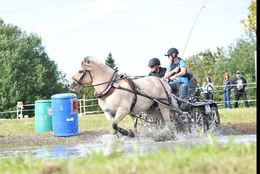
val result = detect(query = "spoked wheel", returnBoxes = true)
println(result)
[130,112,161,129]
[208,105,220,132]
[170,111,189,133]
[191,107,207,132]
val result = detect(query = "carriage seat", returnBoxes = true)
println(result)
[175,72,200,98]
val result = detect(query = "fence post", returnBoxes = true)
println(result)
[16,105,18,119]
[83,94,86,115]
[79,99,82,115]
[17,101,23,119]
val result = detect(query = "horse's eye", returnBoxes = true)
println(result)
[79,70,83,73]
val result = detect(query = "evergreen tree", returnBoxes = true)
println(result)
[105,52,118,70]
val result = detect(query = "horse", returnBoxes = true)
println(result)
[67,57,180,137]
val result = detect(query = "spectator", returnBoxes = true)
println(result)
[223,72,232,109]
[148,58,167,78]
[232,71,249,108]
[202,76,213,100]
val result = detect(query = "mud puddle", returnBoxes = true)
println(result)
[0,124,256,159]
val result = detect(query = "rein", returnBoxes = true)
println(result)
[72,62,181,113]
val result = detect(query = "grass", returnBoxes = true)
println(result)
[218,107,256,124]
[0,108,256,174]
[0,107,256,136]
[0,136,256,174]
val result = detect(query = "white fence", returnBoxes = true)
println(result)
[198,82,257,106]
[77,98,103,116]
[0,99,103,119]
[0,82,257,119]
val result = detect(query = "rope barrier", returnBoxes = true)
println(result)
[216,99,256,106]
[197,82,256,90]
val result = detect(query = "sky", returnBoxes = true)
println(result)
[0,0,251,80]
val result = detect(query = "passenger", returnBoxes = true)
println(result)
[148,58,167,78]
[164,48,188,99]
[202,76,214,100]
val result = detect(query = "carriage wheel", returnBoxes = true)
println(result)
[191,107,207,132]
[208,105,220,131]
[141,113,161,128]
[130,113,160,129]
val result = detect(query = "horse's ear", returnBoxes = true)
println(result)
[82,60,93,70]
[84,56,91,64]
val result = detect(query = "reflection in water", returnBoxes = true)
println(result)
[54,145,68,158]
[0,134,256,160]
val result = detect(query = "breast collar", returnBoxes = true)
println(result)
[94,71,118,98]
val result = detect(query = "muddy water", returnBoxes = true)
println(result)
[0,131,256,159]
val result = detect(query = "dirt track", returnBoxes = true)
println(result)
[0,123,256,148]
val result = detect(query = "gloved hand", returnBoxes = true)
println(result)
[162,78,170,83]
[119,73,127,79]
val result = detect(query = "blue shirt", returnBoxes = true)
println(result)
[167,59,188,83]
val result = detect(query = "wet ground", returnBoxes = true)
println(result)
[0,123,256,159]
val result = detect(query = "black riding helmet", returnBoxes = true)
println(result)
[165,48,179,57]
[148,58,160,67]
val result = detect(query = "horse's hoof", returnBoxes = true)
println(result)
[127,129,135,138]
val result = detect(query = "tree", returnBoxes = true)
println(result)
[186,33,256,105]
[222,33,256,82]
[186,47,225,85]
[241,0,256,34]
[105,52,118,70]
[0,19,68,117]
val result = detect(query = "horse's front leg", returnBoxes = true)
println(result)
[112,124,134,137]
[112,108,135,137]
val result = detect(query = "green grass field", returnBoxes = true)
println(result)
[0,107,256,136]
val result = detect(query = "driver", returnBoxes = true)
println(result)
[148,58,167,78]
[163,48,188,99]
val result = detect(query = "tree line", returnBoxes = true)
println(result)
[185,32,256,106]
[0,19,68,118]
[0,0,256,117]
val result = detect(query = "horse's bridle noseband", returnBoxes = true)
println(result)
[71,61,117,89]
[72,65,93,88]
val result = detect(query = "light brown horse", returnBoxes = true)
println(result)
[68,57,179,137]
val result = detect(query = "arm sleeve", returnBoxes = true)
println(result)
[228,80,233,90]
[244,78,247,86]
[179,60,187,69]
[167,62,172,70]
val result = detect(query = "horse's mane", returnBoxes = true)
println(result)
[84,56,114,73]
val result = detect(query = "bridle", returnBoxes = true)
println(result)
[72,69,93,87]
[71,61,93,88]
[71,61,117,88]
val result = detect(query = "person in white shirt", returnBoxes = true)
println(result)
[202,76,213,100]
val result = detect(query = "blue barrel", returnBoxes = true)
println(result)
[51,93,78,136]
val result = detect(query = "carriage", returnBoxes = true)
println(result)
[128,72,220,134]
[68,57,220,138]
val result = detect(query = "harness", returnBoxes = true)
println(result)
[94,71,118,98]
[71,64,182,114]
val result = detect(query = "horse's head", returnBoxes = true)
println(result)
[67,57,93,91]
